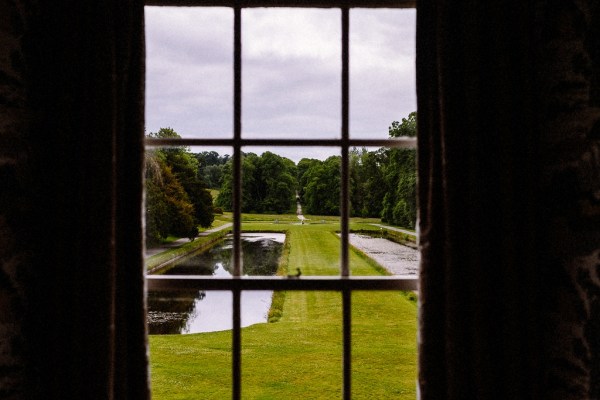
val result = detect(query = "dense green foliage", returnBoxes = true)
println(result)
[388,111,417,138]
[300,156,341,215]
[195,151,230,189]
[380,146,417,228]
[350,112,417,228]
[349,148,387,218]
[216,151,297,214]
[381,112,417,228]
[298,112,417,228]
[145,128,215,245]
[149,112,417,234]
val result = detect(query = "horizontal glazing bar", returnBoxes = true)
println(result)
[144,137,417,149]
[146,0,416,9]
[147,275,418,291]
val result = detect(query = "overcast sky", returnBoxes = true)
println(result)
[145,7,416,161]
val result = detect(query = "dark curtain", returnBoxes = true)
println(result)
[21,0,150,398]
[416,3,544,398]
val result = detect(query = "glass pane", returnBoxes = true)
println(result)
[192,146,233,229]
[241,146,342,276]
[243,291,343,398]
[145,7,233,139]
[348,146,418,276]
[144,144,232,260]
[148,290,233,399]
[352,291,417,399]
[243,9,340,139]
[350,9,416,139]
[147,290,233,335]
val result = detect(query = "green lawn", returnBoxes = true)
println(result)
[149,217,417,399]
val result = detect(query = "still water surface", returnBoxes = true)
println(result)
[148,233,285,334]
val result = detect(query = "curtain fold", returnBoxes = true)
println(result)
[23,1,150,398]
[416,3,544,398]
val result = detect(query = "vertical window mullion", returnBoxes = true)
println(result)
[233,5,242,278]
[232,5,242,400]
[340,9,350,278]
[341,7,352,400]
[343,289,352,400]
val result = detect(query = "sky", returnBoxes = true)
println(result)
[144,7,416,162]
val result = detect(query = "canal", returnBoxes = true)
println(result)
[147,232,285,334]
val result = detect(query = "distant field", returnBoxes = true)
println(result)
[149,214,417,399]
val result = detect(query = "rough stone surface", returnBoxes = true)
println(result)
[348,233,419,275]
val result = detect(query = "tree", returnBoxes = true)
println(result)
[381,112,417,228]
[302,156,341,215]
[241,153,260,213]
[349,148,387,217]
[260,152,296,214]
[145,153,196,244]
[195,151,229,189]
[297,158,320,200]
[388,111,417,138]
[215,161,233,211]
[144,128,215,244]
[202,164,224,189]
[179,110,418,227]
[149,128,214,229]
[216,151,297,214]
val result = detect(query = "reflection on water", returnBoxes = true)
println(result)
[147,233,284,334]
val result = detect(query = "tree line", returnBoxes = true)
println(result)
[294,112,417,227]
[144,112,417,244]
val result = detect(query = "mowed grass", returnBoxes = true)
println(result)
[149,216,417,399]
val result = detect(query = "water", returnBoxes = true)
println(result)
[147,233,285,334]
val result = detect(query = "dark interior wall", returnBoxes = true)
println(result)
[24,1,121,396]
[0,0,30,397]
[416,3,546,397]
[536,2,600,397]
[0,0,599,399]
[1,0,148,398]
[415,1,600,398]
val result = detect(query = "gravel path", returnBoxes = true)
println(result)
[349,233,419,275]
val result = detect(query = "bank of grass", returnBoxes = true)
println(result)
[199,218,229,232]
[145,229,230,272]
[348,240,391,276]
[351,222,417,248]
[381,229,417,248]
[149,216,417,399]
[267,231,291,323]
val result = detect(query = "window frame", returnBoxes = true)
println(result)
[145,3,418,399]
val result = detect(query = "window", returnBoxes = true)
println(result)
[145,1,417,398]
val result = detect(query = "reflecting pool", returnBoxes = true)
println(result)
[147,233,285,334]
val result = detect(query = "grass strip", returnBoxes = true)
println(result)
[267,231,291,323]
[145,229,230,273]
[352,228,417,248]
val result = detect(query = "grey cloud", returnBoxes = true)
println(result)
[145,6,415,155]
